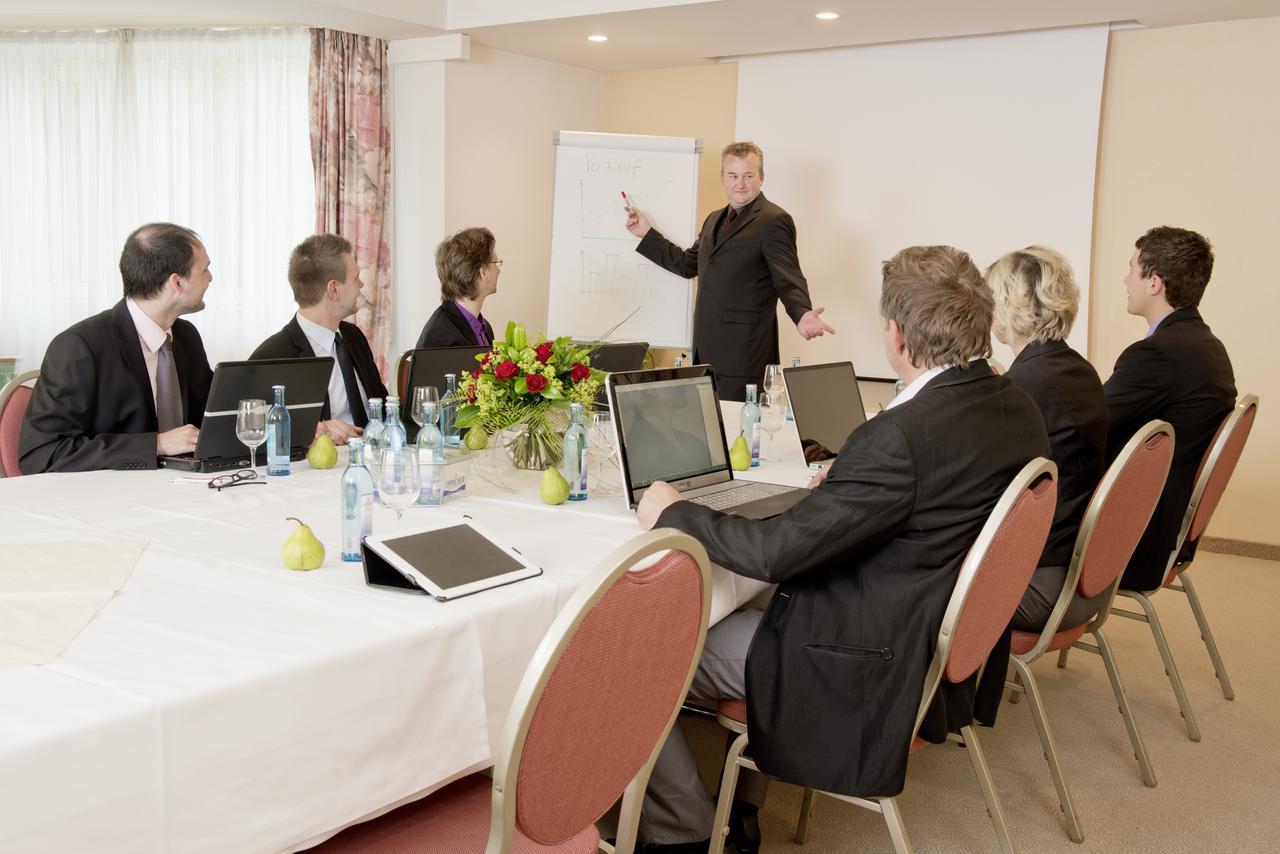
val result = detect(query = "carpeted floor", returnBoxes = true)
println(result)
[680,550,1280,853]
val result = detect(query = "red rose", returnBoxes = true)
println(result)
[570,363,591,383]
[526,374,548,394]
[535,341,555,363]
[471,368,481,379]
[495,359,518,380]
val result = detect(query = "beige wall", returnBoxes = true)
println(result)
[1092,18,1280,543]
[603,63,737,365]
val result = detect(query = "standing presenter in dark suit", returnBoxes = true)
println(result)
[416,227,499,349]
[625,141,835,401]
[19,223,214,474]
[250,234,388,445]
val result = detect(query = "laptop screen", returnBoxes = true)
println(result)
[612,372,728,490]
[784,362,866,462]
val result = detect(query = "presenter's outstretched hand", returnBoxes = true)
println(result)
[636,480,682,530]
[624,206,652,239]
[157,425,199,456]
[797,307,837,340]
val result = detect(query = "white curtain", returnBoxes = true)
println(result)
[0,27,315,370]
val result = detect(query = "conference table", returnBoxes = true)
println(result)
[0,403,817,853]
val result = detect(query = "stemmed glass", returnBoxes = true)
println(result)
[763,363,785,399]
[379,448,421,525]
[760,390,787,463]
[411,386,439,437]
[587,410,620,496]
[236,399,268,477]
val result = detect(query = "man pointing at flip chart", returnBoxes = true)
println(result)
[625,141,835,401]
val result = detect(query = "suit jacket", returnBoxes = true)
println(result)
[416,301,494,349]
[1005,339,1108,568]
[659,362,1049,797]
[636,193,812,401]
[249,316,388,425]
[1104,308,1235,590]
[19,300,213,473]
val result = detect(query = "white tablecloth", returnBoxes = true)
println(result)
[0,404,811,853]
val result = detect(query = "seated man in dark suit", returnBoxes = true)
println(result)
[416,227,498,349]
[632,246,1050,853]
[250,234,388,445]
[19,223,214,473]
[1105,226,1236,592]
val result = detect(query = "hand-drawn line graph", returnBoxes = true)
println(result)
[580,180,648,240]
[579,250,653,298]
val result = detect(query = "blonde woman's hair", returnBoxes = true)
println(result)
[987,246,1079,346]
[880,245,993,368]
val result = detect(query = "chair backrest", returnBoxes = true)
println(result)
[488,529,711,852]
[1179,394,1258,550]
[0,370,38,478]
[913,457,1057,735]
[394,349,413,400]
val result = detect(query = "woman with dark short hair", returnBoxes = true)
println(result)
[416,227,499,348]
[989,246,1109,630]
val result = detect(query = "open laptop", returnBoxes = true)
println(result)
[606,364,809,519]
[783,361,867,464]
[400,345,489,440]
[160,357,332,472]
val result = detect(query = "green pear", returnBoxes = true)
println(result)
[540,467,571,505]
[307,434,338,469]
[282,517,325,570]
[729,432,751,471]
[463,427,489,451]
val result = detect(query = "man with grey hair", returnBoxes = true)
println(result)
[20,223,215,473]
[625,141,835,401]
[630,245,1049,853]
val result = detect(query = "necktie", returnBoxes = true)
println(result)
[155,334,183,432]
[726,206,738,227]
[717,206,738,243]
[333,332,368,427]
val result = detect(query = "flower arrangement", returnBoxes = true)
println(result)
[451,321,605,469]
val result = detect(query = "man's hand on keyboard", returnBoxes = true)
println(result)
[636,481,682,530]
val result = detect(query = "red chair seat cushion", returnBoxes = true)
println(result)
[1011,622,1088,656]
[312,774,600,853]
[717,697,748,725]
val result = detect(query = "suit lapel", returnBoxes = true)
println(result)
[286,316,316,356]
[112,300,158,423]
[709,195,764,258]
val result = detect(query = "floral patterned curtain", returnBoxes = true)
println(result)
[308,28,393,376]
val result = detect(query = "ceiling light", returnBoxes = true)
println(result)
[587,34,608,42]
[815,11,840,21]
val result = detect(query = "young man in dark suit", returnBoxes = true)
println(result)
[19,223,214,473]
[631,246,1050,853]
[1105,226,1236,591]
[625,142,835,401]
[250,234,388,445]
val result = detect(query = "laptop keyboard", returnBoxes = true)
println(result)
[688,481,796,511]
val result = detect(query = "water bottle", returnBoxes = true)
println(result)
[340,438,375,561]
[786,356,799,421]
[266,385,292,476]
[364,398,385,460]
[740,383,761,468]
[441,373,460,447]
[415,401,445,506]
[674,354,685,368]
[562,402,589,501]
[382,396,408,452]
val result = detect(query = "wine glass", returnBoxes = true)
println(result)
[760,390,787,463]
[763,363,784,398]
[412,386,439,436]
[587,410,619,496]
[378,448,421,525]
[236,399,268,477]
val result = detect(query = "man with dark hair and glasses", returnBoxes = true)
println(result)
[20,223,214,473]
[1104,225,1236,590]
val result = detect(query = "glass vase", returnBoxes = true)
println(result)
[503,420,564,471]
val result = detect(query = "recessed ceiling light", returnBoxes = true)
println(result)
[815,11,840,21]
[587,34,608,42]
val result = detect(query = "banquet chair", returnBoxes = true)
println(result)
[1103,394,1258,742]
[1005,420,1173,843]
[0,370,38,478]
[709,458,1058,854]
[395,349,414,399]
[312,528,712,854]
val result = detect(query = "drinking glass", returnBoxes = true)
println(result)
[760,390,787,462]
[587,411,620,496]
[411,386,439,432]
[763,363,784,397]
[379,448,421,525]
[236,399,268,477]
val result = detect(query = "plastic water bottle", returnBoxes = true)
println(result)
[415,401,445,506]
[786,356,799,421]
[741,383,761,468]
[266,385,291,476]
[442,373,460,447]
[562,402,589,501]
[382,396,408,452]
[340,438,375,561]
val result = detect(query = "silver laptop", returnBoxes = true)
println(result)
[606,364,808,519]
[783,361,866,464]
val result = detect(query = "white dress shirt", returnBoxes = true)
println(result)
[295,312,365,425]
[885,365,953,410]
[125,298,171,405]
